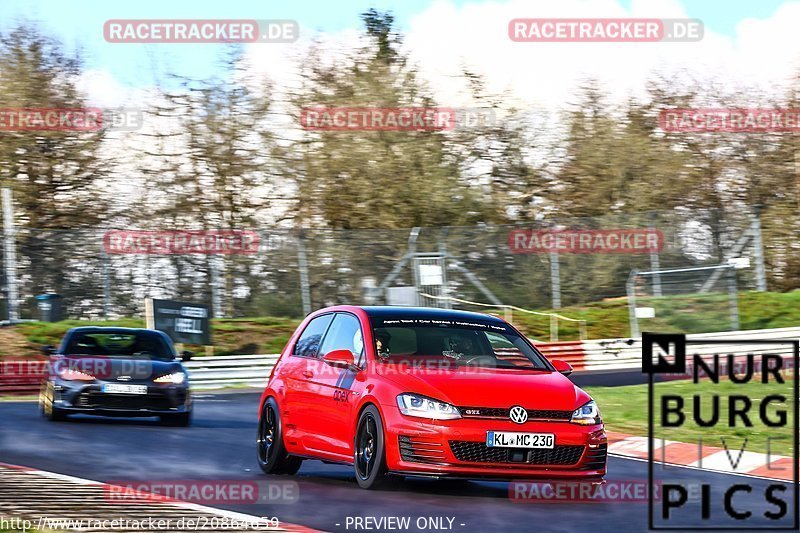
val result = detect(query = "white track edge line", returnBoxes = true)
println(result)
[609,452,797,483]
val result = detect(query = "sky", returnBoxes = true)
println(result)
[0,0,797,110]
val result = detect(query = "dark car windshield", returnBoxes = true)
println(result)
[63,331,175,361]
[371,316,550,370]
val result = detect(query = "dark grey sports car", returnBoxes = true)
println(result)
[38,327,193,426]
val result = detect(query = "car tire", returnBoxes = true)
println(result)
[354,405,390,489]
[47,406,67,422]
[40,382,67,422]
[257,398,302,475]
[160,411,191,427]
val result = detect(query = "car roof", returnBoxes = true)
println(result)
[66,327,166,335]
[354,305,507,324]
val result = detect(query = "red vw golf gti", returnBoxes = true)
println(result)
[257,306,607,489]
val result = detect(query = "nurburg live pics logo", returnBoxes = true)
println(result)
[643,332,799,530]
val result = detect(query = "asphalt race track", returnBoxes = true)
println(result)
[0,392,796,532]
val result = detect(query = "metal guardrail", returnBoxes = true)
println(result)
[2,327,798,394]
[185,354,278,390]
[578,326,800,373]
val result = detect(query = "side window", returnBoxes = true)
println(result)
[486,331,530,367]
[318,313,365,365]
[293,314,334,358]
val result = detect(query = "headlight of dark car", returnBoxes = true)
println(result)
[153,372,186,384]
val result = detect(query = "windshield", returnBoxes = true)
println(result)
[63,331,175,361]
[370,316,550,370]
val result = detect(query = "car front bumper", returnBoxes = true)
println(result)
[381,404,607,480]
[49,380,191,417]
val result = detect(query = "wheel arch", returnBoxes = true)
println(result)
[258,387,282,419]
[353,399,387,443]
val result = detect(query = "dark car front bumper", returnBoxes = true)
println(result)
[50,380,191,417]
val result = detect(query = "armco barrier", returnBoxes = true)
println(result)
[534,341,587,371]
[574,326,800,374]
[1,326,798,394]
[0,360,48,395]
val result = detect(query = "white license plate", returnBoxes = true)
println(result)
[486,431,555,449]
[102,383,148,395]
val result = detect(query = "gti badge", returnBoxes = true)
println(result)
[510,405,528,424]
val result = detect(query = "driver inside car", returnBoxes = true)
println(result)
[375,329,392,358]
[444,334,478,357]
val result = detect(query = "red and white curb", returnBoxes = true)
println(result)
[0,462,320,532]
[607,432,795,481]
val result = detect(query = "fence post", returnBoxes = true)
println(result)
[728,266,740,331]
[101,247,111,319]
[2,187,18,322]
[297,231,311,316]
[649,213,662,297]
[438,230,451,309]
[627,270,639,339]
[549,314,558,342]
[210,255,223,319]
[751,205,767,292]
[549,250,561,309]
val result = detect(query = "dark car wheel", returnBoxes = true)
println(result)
[257,398,302,475]
[354,405,390,489]
[160,411,191,427]
[40,382,67,422]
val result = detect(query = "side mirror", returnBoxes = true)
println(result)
[551,359,573,377]
[322,349,358,370]
[41,345,56,356]
[181,350,194,362]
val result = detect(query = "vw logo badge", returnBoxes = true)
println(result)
[509,405,528,424]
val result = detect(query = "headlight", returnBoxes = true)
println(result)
[396,393,461,420]
[154,372,186,384]
[571,400,601,425]
[58,368,95,381]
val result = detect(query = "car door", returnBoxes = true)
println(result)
[304,312,368,458]
[281,313,334,449]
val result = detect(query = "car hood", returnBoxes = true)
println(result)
[378,363,590,410]
[53,355,182,381]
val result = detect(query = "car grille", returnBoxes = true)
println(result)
[398,435,447,464]
[457,406,573,421]
[76,391,180,411]
[580,444,607,471]
[449,441,585,465]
